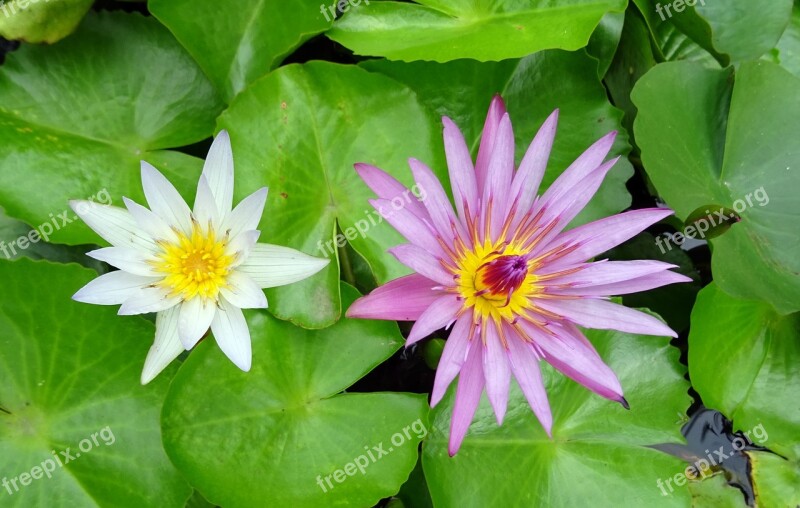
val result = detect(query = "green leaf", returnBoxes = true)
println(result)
[0,0,92,43]
[0,11,222,245]
[362,50,634,227]
[161,284,429,508]
[695,0,793,62]
[632,60,800,314]
[586,11,626,78]
[150,0,333,102]
[750,452,800,506]
[423,325,693,507]
[327,0,626,62]
[0,259,191,507]
[218,61,440,328]
[688,474,747,507]
[631,0,725,65]
[688,283,800,461]
[765,2,800,78]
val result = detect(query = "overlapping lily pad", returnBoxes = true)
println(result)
[327,0,626,62]
[423,324,693,506]
[688,283,800,462]
[161,284,429,508]
[0,0,92,43]
[633,60,800,314]
[150,0,333,101]
[218,61,441,327]
[0,259,190,507]
[362,49,635,227]
[0,11,220,245]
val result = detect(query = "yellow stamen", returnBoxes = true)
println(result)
[152,224,234,301]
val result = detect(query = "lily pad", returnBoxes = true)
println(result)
[218,61,440,328]
[327,0,626,62]
[0,0,92,43]
[150,0,333,101]
[423,323,694,506]
[632,60,800,314]
[362,49,635,227]
[0,259,190,507]
[688,283,800,461]
[0,11,221,246]
[161,284,429,508]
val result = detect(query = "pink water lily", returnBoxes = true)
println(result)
[347,96,690,455]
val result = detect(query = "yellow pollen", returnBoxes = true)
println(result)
[153,224,234,301]
[453,239,540,323]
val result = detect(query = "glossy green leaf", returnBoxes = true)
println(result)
[586,11,626,78]
[362,50,635,226]
[632,0,724,65]
[0,0,92,43]
[423,325,693,507]
[0,259,190,507]
[162,284,429,508]
[688,283,800,461]
[0,11,221,245]
[765,2,800,78]
[695,0,793,62]
[150,0,333,102]
[218,61,440,328]
[327,0,626,62]
[632,60,800,314]
[750,452,800,506]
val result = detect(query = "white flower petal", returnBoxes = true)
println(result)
[227,230,261,267]
[70,200,157,252]
[222,187,267,240]
[118,286,180,315]
[193,175,220,230]
[73,270,156,305]
[141,307,185,385]
[238,244,329,288]
[140,161,193,234]
[123,197,178,244]
[86,247,158,277]
[178,297,217,349]
[202,130,234,219]
[220,271,268,310]
[211,296,252,372]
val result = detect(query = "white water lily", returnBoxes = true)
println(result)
[70,130,329,384]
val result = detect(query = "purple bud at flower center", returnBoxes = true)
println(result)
[477,254,529,302]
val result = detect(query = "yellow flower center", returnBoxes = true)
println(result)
[153,224,234,301]
[453,239,539,323]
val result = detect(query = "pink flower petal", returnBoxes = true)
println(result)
[509,109,559,226]
[474,95,507,195]
[431,313,474,406]
[369,198,446,258]
[483,321,511,425]
[520,321,624,403]
[482,113,515,242]
[408,158,466,241]
[448,343,485,456]
[388,244,453,286]
[407,294,463,345]
[536,298,678,337]
[346,274,441,321]
[355,163,428,220]
[552,271,692,296]
[505,327,553,436]
[442,116,478,221]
